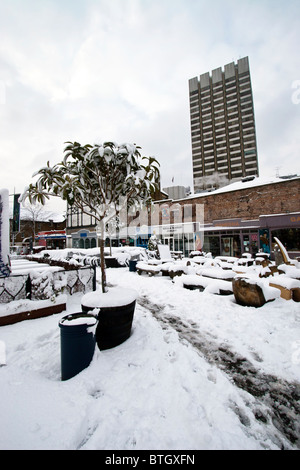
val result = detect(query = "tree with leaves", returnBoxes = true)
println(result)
[21,141,160,293]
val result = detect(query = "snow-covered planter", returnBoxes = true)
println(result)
[81,287,137,350]
[0,295,67,326]
[0,274,27,303]
[30,270,67,301]
[63,267,95,295]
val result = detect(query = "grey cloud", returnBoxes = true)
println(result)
[0,0,299,197]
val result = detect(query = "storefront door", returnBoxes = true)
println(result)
[164,236,174,251]
[242,233,259,255]
[221,235,241,257]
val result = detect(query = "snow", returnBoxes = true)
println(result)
[59,314,97,327]
[278,264,300,279]
[0,295,67,318]
[0,189,10,275]
[268,275,300,290]
[81,287,138,308]
[0,265,299,450]
[157,244,172,260]
[136,262,162,272]
[198,267,235,280]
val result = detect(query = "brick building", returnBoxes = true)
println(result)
[65,176,300,259]
[151,176,300,258]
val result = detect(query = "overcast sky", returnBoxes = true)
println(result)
[1,0,300,213]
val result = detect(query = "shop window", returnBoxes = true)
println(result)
[203,236,220,257]
[72,238,80,248]
[243,235,250,252]
[250,232,259,254]
[272,228,300,252]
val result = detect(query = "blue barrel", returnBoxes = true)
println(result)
[59,313,97,381]
[129,260,138,272]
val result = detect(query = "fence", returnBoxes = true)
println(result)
[0,266,96,303]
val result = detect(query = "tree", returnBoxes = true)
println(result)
[21,141,160,292]
[21,202,57,246]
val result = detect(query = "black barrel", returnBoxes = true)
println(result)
[59,313,97,381]
[95,300,136,350]
[81,288,137,351]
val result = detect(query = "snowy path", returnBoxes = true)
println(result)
[137,295,300,448]
[108,268,300,450]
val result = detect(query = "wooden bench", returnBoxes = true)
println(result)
[136,262,162,276]
[269,276,300,302]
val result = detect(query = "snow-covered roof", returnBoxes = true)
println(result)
[9,207,65,223]
[158,175,300,203]
[205,175,300,197]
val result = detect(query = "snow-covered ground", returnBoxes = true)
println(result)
[0,265,299,450]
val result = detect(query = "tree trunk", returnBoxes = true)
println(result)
[99,221,107,293]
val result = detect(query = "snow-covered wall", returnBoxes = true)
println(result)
[0,189,11,277]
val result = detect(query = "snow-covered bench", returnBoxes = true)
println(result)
[136,262,162,276]
[199,267,236,282]
[269,275,300,301]
[182,274,233,295]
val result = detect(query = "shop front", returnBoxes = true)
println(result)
[260,212,300,259]
[153,222,201,256]
[202,212,300,259]
[203,229,260,258]
[36,230,66,250]
[70,229,97,249]
[202,218,260,258]
[66,212,300,259]
[129,222,202,257]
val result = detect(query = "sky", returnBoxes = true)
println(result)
[1,0,300,214]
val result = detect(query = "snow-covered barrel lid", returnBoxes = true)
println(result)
[81,287,138,309]
[59,313,97,327]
